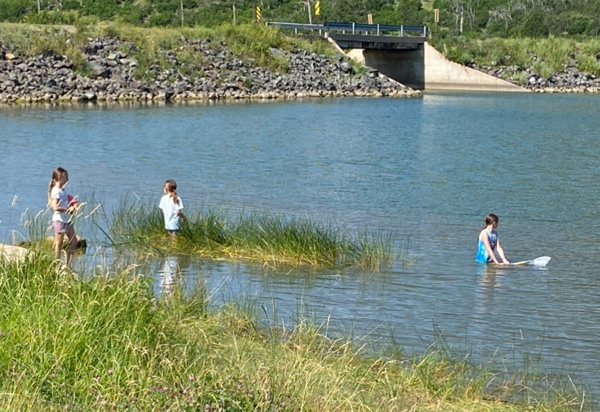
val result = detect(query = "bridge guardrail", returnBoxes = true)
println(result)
[266,21,427,38]
[266,22,325,34]
[324,22,427,37]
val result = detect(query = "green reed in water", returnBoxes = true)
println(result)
[109,197,396,269]
[0,254,587,411]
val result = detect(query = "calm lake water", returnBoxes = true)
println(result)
[2,93,600,402]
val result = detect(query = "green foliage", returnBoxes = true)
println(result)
[432,35,600,81]
[535,36,572,72]
[576,53,600,76]
[21,10,80,25]
[0,0,30,22]
[515,10,550,38]
[214,23,294,70]
[2,0,600,41]
[565,13,591,35]
[532,60,555,79]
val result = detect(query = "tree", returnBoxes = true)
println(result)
[488,6,512,35]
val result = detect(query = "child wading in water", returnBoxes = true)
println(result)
[476,213,510,264]
[159,179,186,236]
[48,167,79,267]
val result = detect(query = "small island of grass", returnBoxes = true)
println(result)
[108,198,396,270]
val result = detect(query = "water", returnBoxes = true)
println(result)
[2,93,600,401]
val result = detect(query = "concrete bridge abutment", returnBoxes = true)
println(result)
[347,42,526,92]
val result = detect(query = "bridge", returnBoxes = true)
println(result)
[267,22,426,50]
[268,21,427,88]
[267,21,526,92]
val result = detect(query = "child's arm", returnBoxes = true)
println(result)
[496,241,509,264]
[51,195,77,214]
[51,197,70,213]
[176,200,186,220]
[480,231,500,264]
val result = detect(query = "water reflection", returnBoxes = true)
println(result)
[468,264,509,355]
[155,255,207,299]
[154,256,179,297]
[476,263,506,316]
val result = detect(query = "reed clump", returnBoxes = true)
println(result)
[109,197,394,270]
[0,254,587,411]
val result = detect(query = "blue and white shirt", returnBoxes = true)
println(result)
[476,229,497,263]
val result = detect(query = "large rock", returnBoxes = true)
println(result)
[0,244,29,262]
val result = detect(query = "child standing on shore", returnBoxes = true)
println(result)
[48,167,79,267]
[159,179,186,236]
[476,213,510,264]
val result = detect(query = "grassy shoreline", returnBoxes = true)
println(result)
[0,254,589,411]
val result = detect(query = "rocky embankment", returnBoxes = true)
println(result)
[0,36,420,104]
[474,62,600,93]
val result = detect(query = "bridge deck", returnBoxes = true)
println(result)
[327,33,424,50]
[267,22,427,50]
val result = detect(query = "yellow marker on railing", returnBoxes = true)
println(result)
[315,1,320,16]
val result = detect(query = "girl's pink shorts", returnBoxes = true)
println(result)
[53,221,75,237]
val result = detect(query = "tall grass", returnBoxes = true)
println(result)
[109,197,395,270]
[0,254,588,410]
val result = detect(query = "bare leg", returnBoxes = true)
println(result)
[65,227,78,268]
[54,232,65,261]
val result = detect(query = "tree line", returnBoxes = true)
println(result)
[1,0,599,38]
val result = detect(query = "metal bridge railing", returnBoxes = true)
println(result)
[266,21,428,37]
[266,22,325,34]
[323,22,427,37]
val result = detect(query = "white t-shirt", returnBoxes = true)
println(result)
[159,194,183,231]
[51,186,71,223]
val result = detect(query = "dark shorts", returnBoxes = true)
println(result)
[53,221,75,237]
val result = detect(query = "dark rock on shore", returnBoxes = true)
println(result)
[0,36,420,104]
[471,60,600,93]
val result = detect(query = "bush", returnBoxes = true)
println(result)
[515,10,550,37]
[21,10,80,25]
[576,53,600,76]
[567,15,590,35]
[148,12,175,27]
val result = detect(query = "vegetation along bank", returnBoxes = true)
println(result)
[0,23,420,104]
[0,253,589,411]
[431,36,600,93]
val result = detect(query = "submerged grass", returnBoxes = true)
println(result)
[109,197,395,270]
[0,254,589,411]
